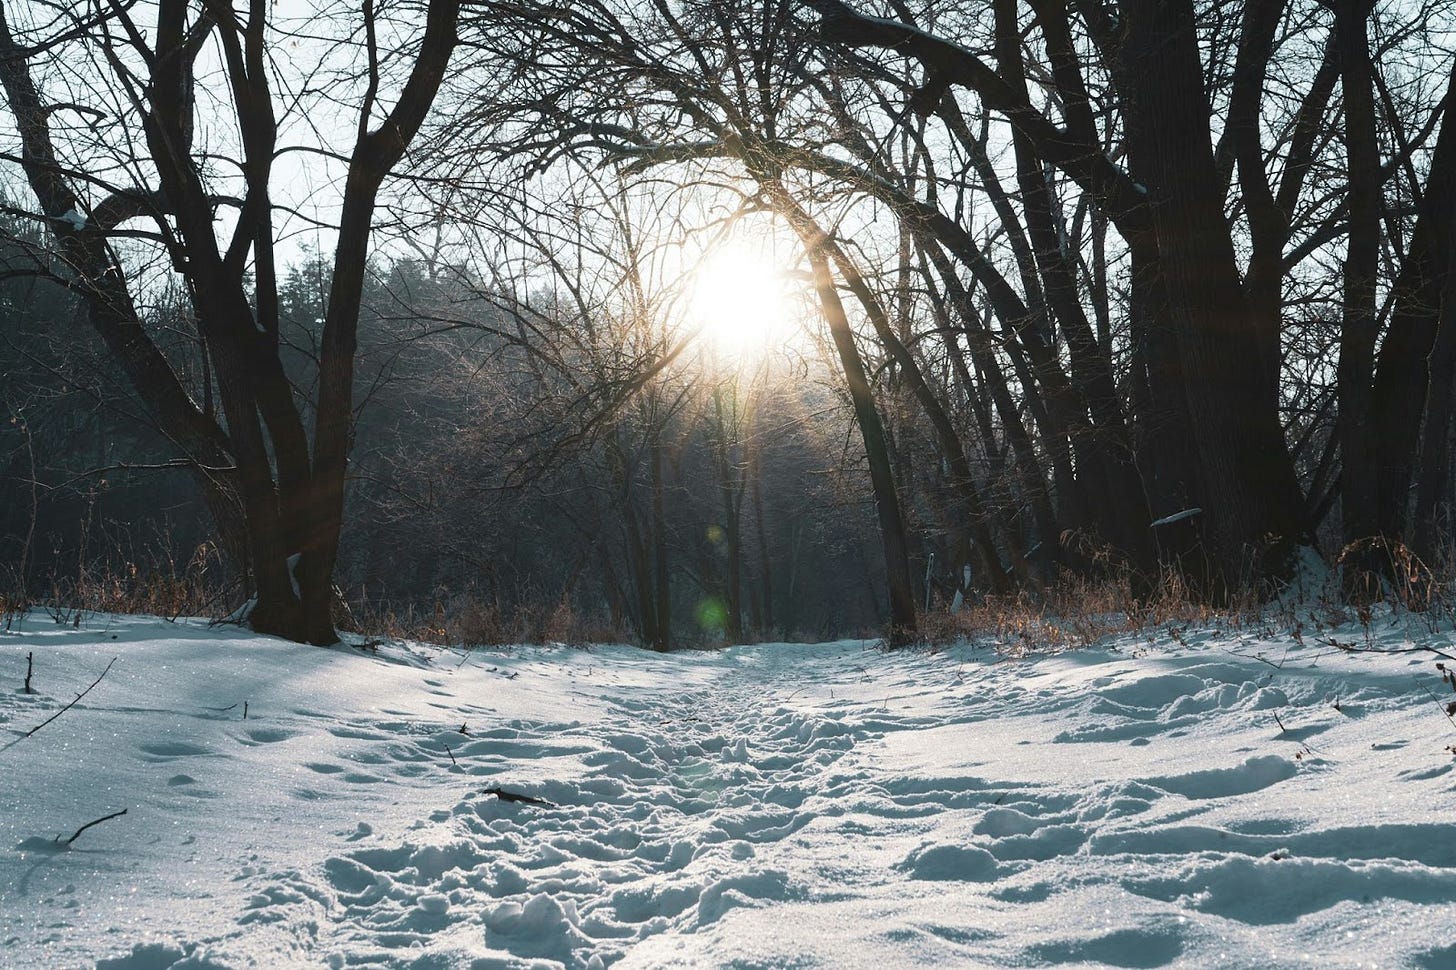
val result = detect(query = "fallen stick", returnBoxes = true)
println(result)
[59,808,127,846]
[22,656,117,739]
[481,787,553,807]
[1324,638,1456,663]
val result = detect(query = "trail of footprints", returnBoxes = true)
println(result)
[173,652,1456,968]
[215,676,866,965]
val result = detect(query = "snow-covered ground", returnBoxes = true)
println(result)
[3,609,1456,968]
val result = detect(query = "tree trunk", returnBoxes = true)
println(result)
[1121,0,1306,588]
[1412,259,1456,565]
[1373,60,1456,542]
[650,436,672,651]
[749,427,774,635]
[802,239,918,643]
[1126,237,1207,588]
[1334,0,1382,580]
[711,386,745,642]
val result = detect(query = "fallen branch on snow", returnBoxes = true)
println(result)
[12,656,117,743]
[481,787,553,807]
[1321,637,1456,663]
[59,808,128,846]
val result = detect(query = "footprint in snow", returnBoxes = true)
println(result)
[235,726,298,745]
[1029,923,1186,968]
[1397,762,1453,781]
[136,740,215,762]
[1146,754,1297,800]
[304,762,345,774]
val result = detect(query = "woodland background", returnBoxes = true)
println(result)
[2,0,1454,648]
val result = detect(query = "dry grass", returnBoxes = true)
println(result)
[1335,537,1448,614]
[7,543,234,630]
[909,536,1456,656]
[1,589,29,632]
[913,566,1283,656]
[13,534,1455,656]
[344,592,628,649]
[8,552,627,648]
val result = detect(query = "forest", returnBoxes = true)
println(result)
[9,4,1456,967]
[2,0,1454,649]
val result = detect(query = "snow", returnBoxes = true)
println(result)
[4,610,1456,968]
[57,207,88,231]
[1149,508,1202,528]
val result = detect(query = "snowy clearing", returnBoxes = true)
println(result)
[3,611,1456,968]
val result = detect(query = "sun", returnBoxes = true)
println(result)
[686,244,793,362]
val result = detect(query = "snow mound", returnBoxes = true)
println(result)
[899,843,999,881]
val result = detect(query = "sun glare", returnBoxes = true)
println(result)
[686,245,793,363]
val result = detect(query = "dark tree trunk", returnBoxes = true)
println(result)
[294,0,460,645]
[1413,262,1456,564]
[1333,0,1382,574]
[750,430,774,635]
[1373,61,1456,543]
[650,436,672,651]
[711,387,745,642]
[1126,237,1207,588]
[1120,0,1306,587]
[802,237,919,643]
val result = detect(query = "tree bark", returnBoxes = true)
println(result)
[650,435,672,651]
[1373,60,1456,543]
[1120,0,1306,587]
[1333,0,1382,572]
[800,232,919,643]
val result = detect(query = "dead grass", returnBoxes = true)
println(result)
[345,592,628,649]
[1335,537,1450,616]
[913,566,1290,656]
[14,535,1455,656]
[7,543,234,630]
[1,589,29,632]
[909,536,1456,656]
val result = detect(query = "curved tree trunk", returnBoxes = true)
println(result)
[799,232,919,643]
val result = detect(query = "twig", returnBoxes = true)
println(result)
[1250,651,1285,670]
[1418,681,1456,730]
[24,651,34,693]
[442,741,457,766]
[58,808,127,845]
[20,656,117,739]
[1323,637,1456,662]
[481,787,553,807]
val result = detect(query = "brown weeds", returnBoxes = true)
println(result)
[346,592,627,649]
[913,566,1274,656]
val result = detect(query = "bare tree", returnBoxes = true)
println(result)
[0,0,459,642]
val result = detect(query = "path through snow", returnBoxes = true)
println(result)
[4,614,1456,967]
